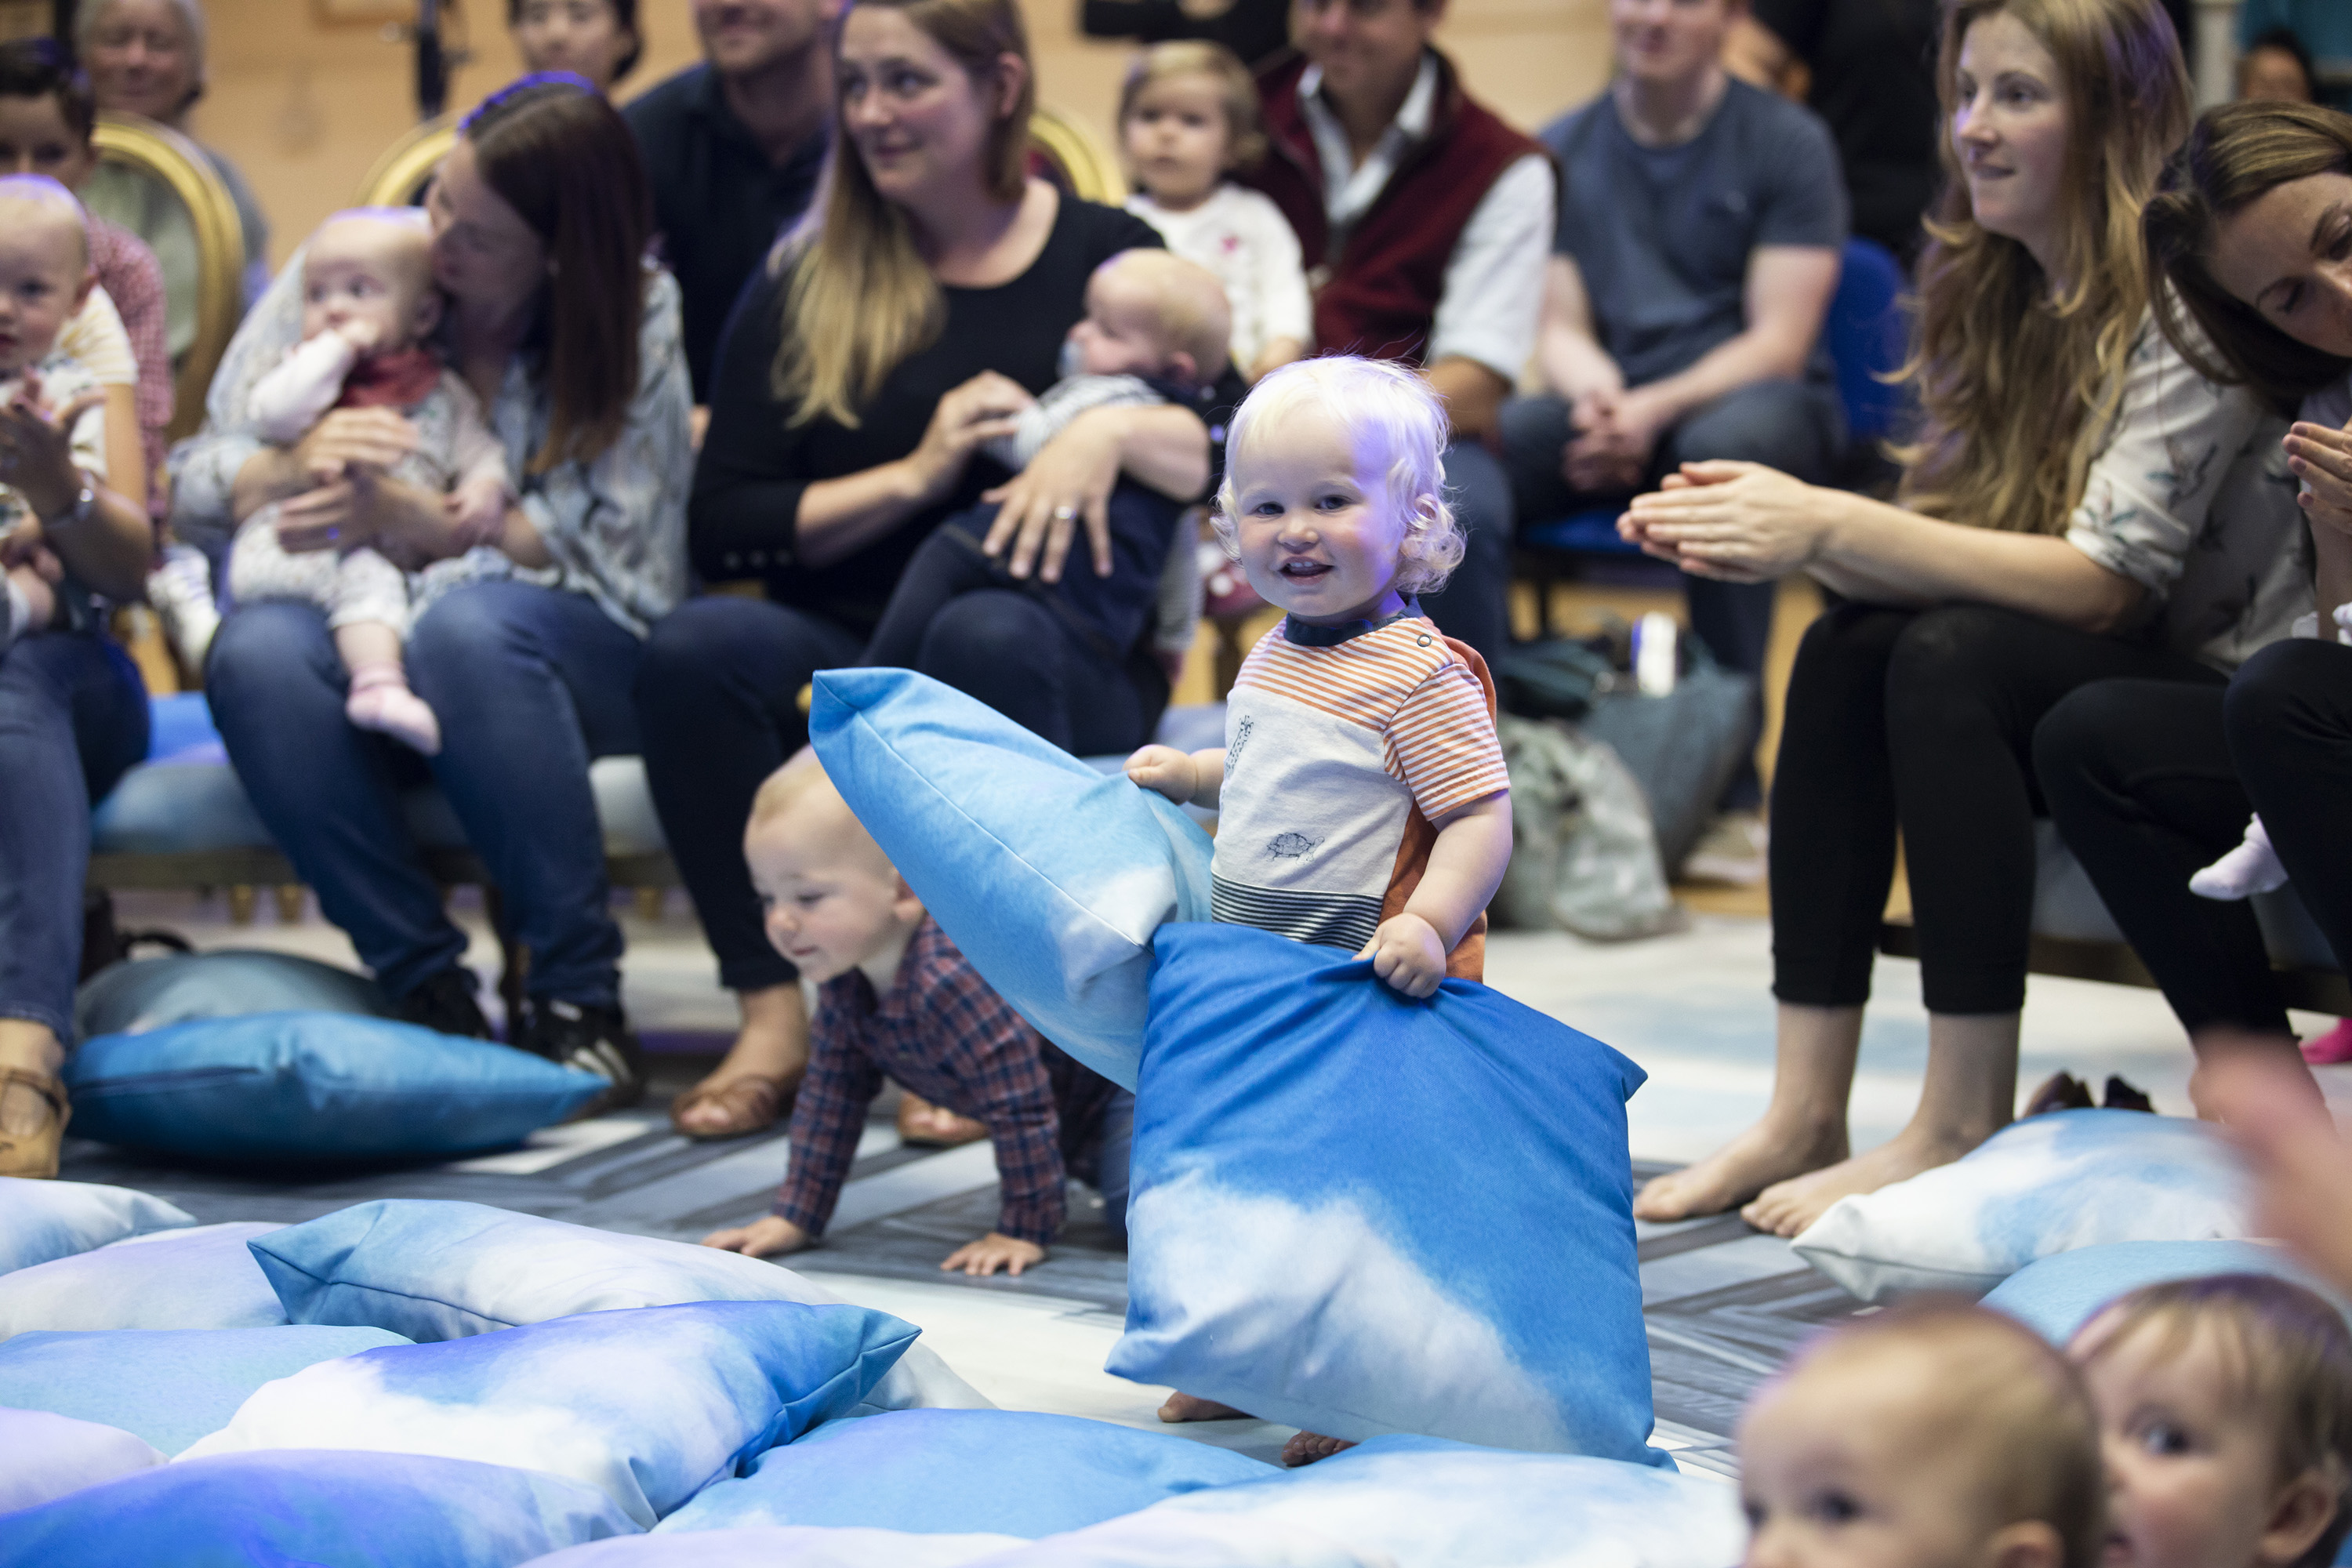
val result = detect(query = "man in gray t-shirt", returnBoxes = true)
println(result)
[1500,0,1848,811]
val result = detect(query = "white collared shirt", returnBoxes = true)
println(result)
[1294,54,1553,380]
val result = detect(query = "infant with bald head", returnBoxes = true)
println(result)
[226,209,510,755]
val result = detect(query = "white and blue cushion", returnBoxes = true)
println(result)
[657,1410,1274,1537]
[250,1199,992,1414]
[0,1406,165,1514]
[0,1177,191,1275]
[807,667,1214,1090]
[180,1301,921,1527]
[1791,1109,2251,1300]
[1111,923,1659,1460]
[1982,1240,2342,1345]
[0,1450,637,1567]
[521,1528,1027,1567]
[0,1324,409,1454]
[63,1012,608,1161]
[75,949,386,1039]
[0,1222,285,1339]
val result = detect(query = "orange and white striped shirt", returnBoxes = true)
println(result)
[1211,612,1510,961]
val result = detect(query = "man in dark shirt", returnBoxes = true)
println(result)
[623,0,838,401]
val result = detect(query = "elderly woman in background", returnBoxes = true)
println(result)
[78,0,270,358]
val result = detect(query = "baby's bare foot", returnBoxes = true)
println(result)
[1158,1392,1249,1423]
[1740,1127,1982,1238]
[1280,1432,1356,1468]
[1633,1118,1846,1224]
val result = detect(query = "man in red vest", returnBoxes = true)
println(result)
[1240,0,1555,666]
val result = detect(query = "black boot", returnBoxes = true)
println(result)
[395,967,491,1040]
[517,998,645,1112]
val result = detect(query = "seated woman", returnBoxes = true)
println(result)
[509,0,641,94]
[1624,0,2308,1235]
[2033,100,2352,1091]
[169,77,689,1105]
[636,0,1211,1140]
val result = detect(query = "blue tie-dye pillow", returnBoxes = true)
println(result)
[0,1222,286,1338]
[807,667,1213,1090]
[1982,1240,2341,1345]
[0,1406,164,1514]
[655,1410,1275,1538]
[1097,1435,1744,1568]
[1791,1109,2252,1301]
[250,1200,990,1414]
[0,1450,637,1567]
[1110,923,1660,1461]
[0,1177,191,1274]
[521,1526,1028,1566]
[523,1519,1377,1567]
[179,1301,920,1527]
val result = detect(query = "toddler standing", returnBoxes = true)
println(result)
[226,209,510,757]
[1120,42,1312,383]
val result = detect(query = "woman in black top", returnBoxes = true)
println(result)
[637,0,1212,1139]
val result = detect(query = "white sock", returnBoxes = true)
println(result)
[2190,815,2288,900]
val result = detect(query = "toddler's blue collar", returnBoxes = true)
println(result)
[1282,601,1423,648]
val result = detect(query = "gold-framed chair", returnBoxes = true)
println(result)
[356,114,457,208]
[91,112,244,442]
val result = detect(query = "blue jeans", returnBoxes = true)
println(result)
[0,633,147,1039]
[208,580,644,1007]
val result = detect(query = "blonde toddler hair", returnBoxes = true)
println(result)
[1117,40,1266,172]
[1213,356,1465,597]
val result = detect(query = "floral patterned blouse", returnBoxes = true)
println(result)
[167,251,691,638]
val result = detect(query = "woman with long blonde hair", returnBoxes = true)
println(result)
[1627,0,2309,1234]
[636,0,1214,1147]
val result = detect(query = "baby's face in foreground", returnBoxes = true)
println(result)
[743,794,913,985]
[1740,1352,2036,1568]
[0,200,83,377]
[303,215,435,356]
[1228,400,1411,625]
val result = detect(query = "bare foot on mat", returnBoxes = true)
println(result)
[1740,1126,1982,1238]
[1281,1432,1356,1468]
[1632,1118,1847,1224]
[1159,1392,1250,1423]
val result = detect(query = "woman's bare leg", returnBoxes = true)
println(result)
[672,983,808,1136]
[1632,1004,1861,1222]
[1741,1010,2019,1237]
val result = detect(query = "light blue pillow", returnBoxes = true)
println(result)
[0,1324,410,1454]
[0,1406,165,1514]
[807,666,1213,1090]
[0,1222,285,1338]
[0,1450,637,1567]
[1983,1240,2342,1345]
[1791,1109,2251,1300]
[0,1177,191,1275]
[657,1410,1276,1538]
[250,1200,991,1413]
[1112,1435,1745,1568]
[181,1301,922,1528]
[63,1011,608,1160]
[521,1528,1026,1567]
[76,949,387,1039]
[1110,924,1660,1461]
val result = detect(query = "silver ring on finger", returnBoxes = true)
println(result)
[1052,505,1076,522]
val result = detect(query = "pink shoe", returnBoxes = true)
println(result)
[2304,1021,2352,1066]
[347,680,442,755]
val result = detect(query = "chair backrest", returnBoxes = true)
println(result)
[1825,237,1910,445]
[93,112,244,442]
[355,115,458,208]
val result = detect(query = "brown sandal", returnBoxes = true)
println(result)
[668,1074,792,1142]
[0,1065,71,1179]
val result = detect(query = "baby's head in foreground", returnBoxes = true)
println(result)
[2070,1273,2352,1568]
[0,172,85,378]
[301,208,440,359]
[742,750,922,986]
[1739,1300,2103,1568]
[1065,248,1231,390]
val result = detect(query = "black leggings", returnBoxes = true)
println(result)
[1770,602,2217,1015]
[2034,638,2352,1035]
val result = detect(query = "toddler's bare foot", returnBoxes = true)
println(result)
[1158,1392,1249,1423]
[1740,1125,1985,1238]
[1633,1118,1847,1223]
[347,681,441,755]
[898,1093,988,1148]
[1280,1432,1356,1468]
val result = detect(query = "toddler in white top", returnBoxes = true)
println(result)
[1127,356,1512,1000]
[226,208,509,756]
[1120,42,1312,384]
[0,178,107,651]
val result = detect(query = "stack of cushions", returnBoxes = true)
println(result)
[0,1450,638,1566]
[656,1410,1275,1537]
[0,1176,191,1272]
[1112,923,1659,1461]
[249,1199,992,1413]
[0,1406,164,1514]
[523,1528,1031,1567]
[180,1301,920,1527]
[0,1324,411,1454]
[0,1222,287,1337]
[523,1519,1377,1567]
[63,1013,609,1161]
[1790,1109,2250,1299]
[1982,1240,2343,1345]
[808,667,1214,1090]
[74,948,387,1038]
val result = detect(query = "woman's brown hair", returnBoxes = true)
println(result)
[773,0,1036,428]
[1896,0,2190,535]
[2143,101,2352,416]
[462,74,654,472]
